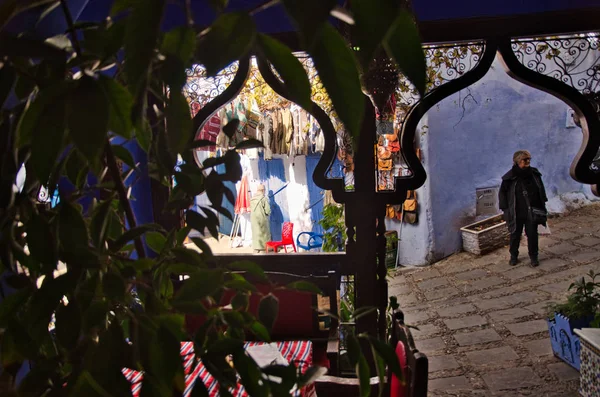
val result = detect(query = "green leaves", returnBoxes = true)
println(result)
[103,272,126,301]
[384,10,426,96]
[346,334,370,397]
[58,201,90,253]
[172,269,224,307]
[257,35,312,109]
[280,0,337,47]
[146,231,167,254]
[17,82,70,182]
[110,224,163,252]
[167,90,192,156]
[350,0,398,69]
[98,76,134,139]
[26,213,57,272]
[257,294,278,333]
[162,26,196,66]
[286,281,323,295]
[67,76,109,164]
[186,209,220,239]
[367,336,403,382]
[195,12,256,76]
[311,24,364,141]
[124,0,166,123]
[111,144,136,169]
[55,301,81,350]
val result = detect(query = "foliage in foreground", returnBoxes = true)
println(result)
[0,0,425,395]
[547,270,600,327]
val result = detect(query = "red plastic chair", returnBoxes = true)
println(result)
[265,221,297,253]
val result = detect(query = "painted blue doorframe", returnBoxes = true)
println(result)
[305,154,344,234]
[305,155,324,235]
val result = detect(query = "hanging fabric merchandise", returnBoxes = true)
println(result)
[231,98,247,145]
[378,170,394,191]
[281,106,294,155]
[245,97,261,139]
[394,204,402,221]
[190,101,201,118]
[386,204,395,219]
[261,113,274,160]
[300,110,310,155]
[195,112,221,150]
[385,130,400,153]
[276,109,285,154]
[291,105,303,156]
[216,107,230,149]
[270,110,282,154]
[403,190,418,224]
[314,116,325,153]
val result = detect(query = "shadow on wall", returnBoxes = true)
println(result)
[269,190,283,240]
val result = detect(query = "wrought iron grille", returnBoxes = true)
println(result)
[395,42,486,130]
[184,62,240,116]
[512,34,600,95]
[184,55,353,187]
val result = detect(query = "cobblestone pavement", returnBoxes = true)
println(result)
[390,203,600,396]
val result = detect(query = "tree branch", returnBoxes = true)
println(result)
[105,141,147,258]
[249,0,279,16]
[59,0,82,56]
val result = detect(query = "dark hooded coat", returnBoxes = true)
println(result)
[499,165,548,233]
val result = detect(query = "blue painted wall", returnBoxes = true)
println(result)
[258,155,288,240]
[390,58,599,266]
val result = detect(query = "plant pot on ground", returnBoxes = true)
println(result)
[460,214,509,255]
[546,270,600,370]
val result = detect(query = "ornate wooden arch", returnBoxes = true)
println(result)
[497,36,600,195]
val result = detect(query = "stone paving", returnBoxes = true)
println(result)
[389,203,600,396]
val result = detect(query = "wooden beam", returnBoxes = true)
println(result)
[210,252,352,275]
[417,8,600,44]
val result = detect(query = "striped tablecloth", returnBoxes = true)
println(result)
[122,341,316,397]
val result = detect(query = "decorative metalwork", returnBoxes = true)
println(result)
[512,34,600,95]
[37,185,50,202]
[184,62,239,116]
[37,185,60,207]
[497,37,600,193]
[511,34,600,176]
[395,42,485,131]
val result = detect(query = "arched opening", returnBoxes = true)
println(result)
[182,56,354,255]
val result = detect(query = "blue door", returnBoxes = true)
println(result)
[215,162,237,236]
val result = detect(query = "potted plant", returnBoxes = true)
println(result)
[546,270,600,370]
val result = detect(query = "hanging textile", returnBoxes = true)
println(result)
[281,107,294,155]
[245,98,261,139]
[216,107,229,149]
[258,113,273,160]
[195,113,221,149]
[403,190,418,224]
[378,170,394,191]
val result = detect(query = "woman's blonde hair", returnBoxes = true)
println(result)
[513,150,531,164]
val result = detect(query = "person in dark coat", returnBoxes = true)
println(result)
[498,150,548,267]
